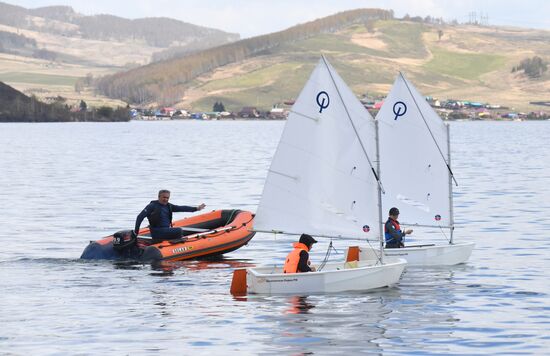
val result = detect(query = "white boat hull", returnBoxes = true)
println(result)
[240,258,406,295]
[356,242,475,266]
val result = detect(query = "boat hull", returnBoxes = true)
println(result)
[356,242,475,266]
[240,257,406,295]
[80,209,255,262]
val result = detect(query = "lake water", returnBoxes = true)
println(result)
[1,120,549,355]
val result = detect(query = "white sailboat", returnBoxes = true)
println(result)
[357,73,474,266]
[231,57,406,295]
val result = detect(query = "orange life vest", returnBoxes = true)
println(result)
[283,242,310,274]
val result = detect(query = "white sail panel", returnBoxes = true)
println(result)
[377,74,452,227]
[255,57,380,239]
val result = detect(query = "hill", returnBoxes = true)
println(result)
[96,11,550,112]
[0,1,239,111]
[0,2,239,62]
[96,9,393,105]
[0,81,128,122]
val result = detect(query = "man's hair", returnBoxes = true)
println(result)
[389,207,400,216]
[158,189,171,197]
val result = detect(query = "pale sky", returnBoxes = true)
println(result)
[4,0,550,38]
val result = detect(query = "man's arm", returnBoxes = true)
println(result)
[134,203,153,233]
[171,203,205,212]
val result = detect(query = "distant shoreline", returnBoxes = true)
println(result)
[3,117,549,123]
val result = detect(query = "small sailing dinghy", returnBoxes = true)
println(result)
[356,73,474,266]
[230,56,406,295]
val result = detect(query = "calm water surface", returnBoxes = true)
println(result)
[1,121,549,355]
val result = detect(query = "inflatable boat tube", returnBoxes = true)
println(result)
[81,209,255,262]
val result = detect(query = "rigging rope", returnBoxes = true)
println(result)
[317,240,338,271]
[364,235,383,265]
[438,225,451,244]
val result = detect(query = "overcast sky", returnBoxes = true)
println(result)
[4,0,549,38]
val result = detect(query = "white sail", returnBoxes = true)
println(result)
[376,73,452,228]
[255,57,380,239]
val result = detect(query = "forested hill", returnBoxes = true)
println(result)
[96,9,394,104]
[0,80,69,122]
[0,81,128,122]
[0,1,239,63]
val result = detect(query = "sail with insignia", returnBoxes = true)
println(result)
[376,73,454,229]
[254,56,381,240]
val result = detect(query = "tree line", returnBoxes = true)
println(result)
[0,30,61,60]
[75,15,239,48]
[0,30,36,49]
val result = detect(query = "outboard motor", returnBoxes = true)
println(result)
[81,230,142,260]
[112,230,141,259]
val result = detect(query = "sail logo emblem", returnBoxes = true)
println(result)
[435,214,441,221]
[362,225,370,233]
[393,101,407,120]
[316,91,330,113]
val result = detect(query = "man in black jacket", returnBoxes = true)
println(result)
[134,189,205,241]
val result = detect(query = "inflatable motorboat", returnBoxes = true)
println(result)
[81,209,255,262]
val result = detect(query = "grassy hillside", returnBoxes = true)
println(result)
[0,51,127,108]
[424,48,507,80]
[181,20,549,112]
[96,9,394,104]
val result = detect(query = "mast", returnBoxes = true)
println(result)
[375,119,384,263]
[447,123,455,244]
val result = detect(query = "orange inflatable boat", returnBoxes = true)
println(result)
[80,209,255,262]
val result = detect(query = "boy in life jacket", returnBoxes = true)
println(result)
[385,207,413,248]
[283,234,317,273]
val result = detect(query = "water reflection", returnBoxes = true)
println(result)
[112,260,145,271]
[379,267,462,353]
[149,257,255,275]
[257,267,464,354]
[285,296,316,315]
[150,262,176,276]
